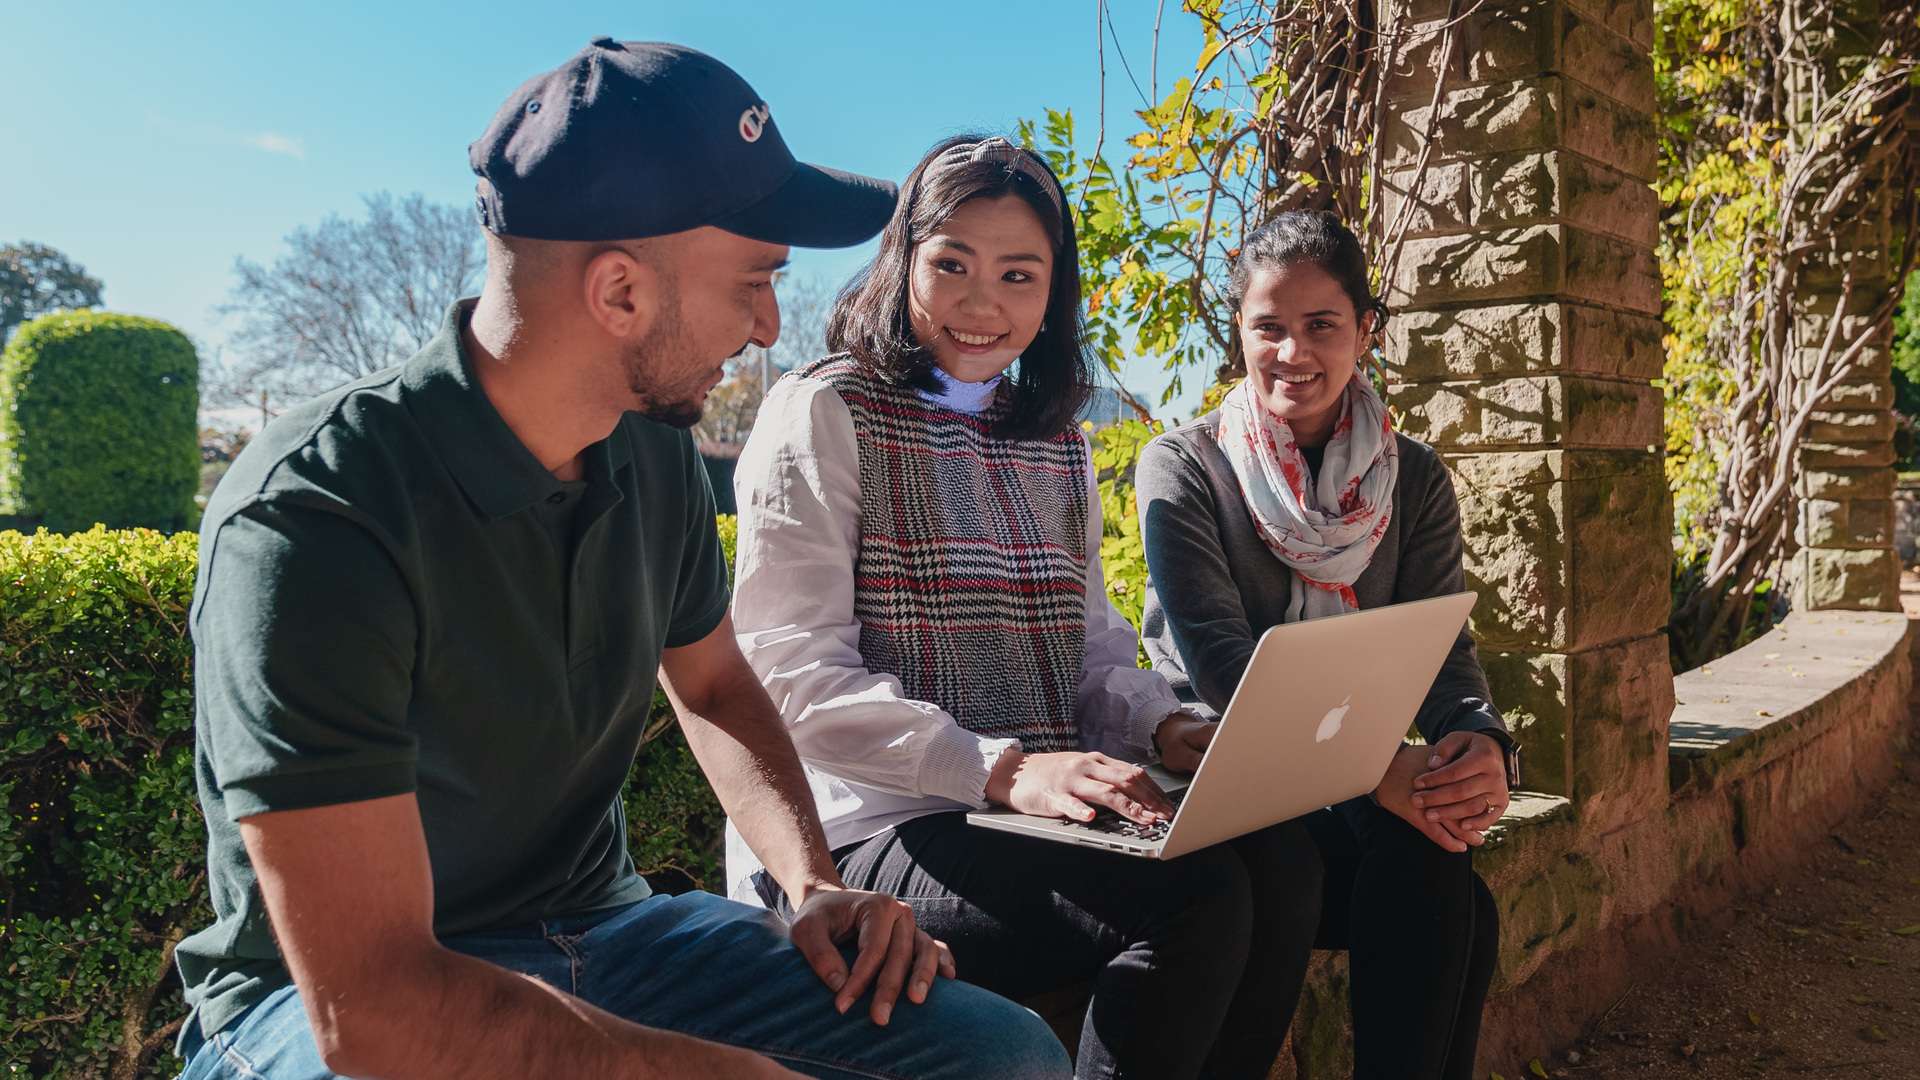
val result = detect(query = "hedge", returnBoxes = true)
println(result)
[0,312,200,533]
[0,521,738,1079]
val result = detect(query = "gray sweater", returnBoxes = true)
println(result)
[1137,411,1509,747]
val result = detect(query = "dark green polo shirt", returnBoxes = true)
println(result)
[175,300,730,1042]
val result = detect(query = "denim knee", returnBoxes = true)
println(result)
[919,980,1073,1080]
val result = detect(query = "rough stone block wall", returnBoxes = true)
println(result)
[1893,477,1920,562]
[1784,2,1905,611]
[1791,202,1904,611]
[1335,2,1916,1074]
[1381,0,1671,817]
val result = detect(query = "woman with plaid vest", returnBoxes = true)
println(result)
[725,136,1322,1079]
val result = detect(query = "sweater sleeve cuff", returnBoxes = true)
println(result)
[1130,701,1185,764]
[918,724,1021,808]
[1435,699,1509,745]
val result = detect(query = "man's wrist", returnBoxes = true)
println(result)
[787,873,845,909]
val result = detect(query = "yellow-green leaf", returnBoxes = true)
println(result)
[1196,36,1227,73]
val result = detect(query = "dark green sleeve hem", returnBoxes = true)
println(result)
[221,760,419,820]
[665,596,729,649]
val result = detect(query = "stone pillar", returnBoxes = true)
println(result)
[1378,0,1673,828]
[1791,7,1905,613]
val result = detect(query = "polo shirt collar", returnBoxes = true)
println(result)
[403,300,633,520]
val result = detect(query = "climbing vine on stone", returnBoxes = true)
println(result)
[1657,0,1920,665]
[1022,1,1462,648]
[1019,0,1460,410]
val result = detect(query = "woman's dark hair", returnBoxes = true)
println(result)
[826,134,1092,440]
[1223,210,1388,377]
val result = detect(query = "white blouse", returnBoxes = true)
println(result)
[722,369,1183,903]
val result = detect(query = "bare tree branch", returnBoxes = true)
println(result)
[218,192,483,409]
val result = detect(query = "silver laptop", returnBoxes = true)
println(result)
[966,591,1476,859]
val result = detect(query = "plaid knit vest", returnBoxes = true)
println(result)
[804,355,1090,752]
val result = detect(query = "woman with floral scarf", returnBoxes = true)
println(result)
[1137,210,1519,1080]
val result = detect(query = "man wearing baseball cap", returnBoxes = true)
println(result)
[175,40,1070,1079]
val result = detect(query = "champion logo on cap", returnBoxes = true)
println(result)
[739,103,771,143]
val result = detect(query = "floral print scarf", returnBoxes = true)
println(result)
[1213,375,1400,621]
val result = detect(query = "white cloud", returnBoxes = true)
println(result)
[244,132,306,160]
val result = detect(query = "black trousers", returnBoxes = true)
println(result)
[1304,797,1500,1080]
[760,799,1495,1079]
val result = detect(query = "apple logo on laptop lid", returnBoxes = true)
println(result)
[1315,695,1351,743]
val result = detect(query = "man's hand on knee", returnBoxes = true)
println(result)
[787,885,957,1025]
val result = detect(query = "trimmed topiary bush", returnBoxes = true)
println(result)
[1,522,736,1077]
[0,312,200,533]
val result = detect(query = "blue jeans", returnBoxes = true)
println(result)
[177,890,1070,1079]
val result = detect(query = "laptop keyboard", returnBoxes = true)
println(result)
[1078,785,1189,842]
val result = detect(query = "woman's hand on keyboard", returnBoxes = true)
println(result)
[984,750,1174,825]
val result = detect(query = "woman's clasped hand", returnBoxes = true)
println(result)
[1373,731,1512,853]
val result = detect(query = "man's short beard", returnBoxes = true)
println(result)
[625,275,707,430]
[634,384,704,429]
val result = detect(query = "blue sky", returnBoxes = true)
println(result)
[4,1,1207,418]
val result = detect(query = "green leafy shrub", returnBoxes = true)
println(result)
[1,527,203,1079]
[1893,266,1920,466]
[1089,418,1164,635]
[1,520,738,1077]
[0,312,200,532]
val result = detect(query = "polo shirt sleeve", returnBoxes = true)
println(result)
[192,497,419,820]
[665,435,732,648]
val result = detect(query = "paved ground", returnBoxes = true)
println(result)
[1528,744,1920,1079]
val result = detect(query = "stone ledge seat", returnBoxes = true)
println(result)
[1668,610,1912,795]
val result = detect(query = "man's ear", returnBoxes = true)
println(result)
[581,247,660,342]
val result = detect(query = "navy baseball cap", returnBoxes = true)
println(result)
[470,39,896,247]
